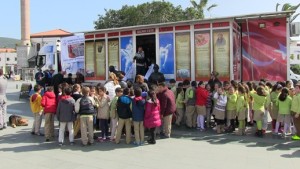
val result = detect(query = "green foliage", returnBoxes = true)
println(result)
[276,3,300,22]
[291,64,300,75]
[94,1,217,29]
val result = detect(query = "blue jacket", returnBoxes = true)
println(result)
[132,96,145,121]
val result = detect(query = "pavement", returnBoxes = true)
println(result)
[0,80,299,169]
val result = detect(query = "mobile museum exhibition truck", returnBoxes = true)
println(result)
[82,11,293,83]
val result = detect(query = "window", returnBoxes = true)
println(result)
[15,57,17,61]
[37,43,41,52]
[6,58,10,61]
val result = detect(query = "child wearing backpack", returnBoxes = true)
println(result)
[75,87,96,146]
[115,88,132,144]
[213,87,227,134]
[30,85,43,136]
[109,87,123,141]
[56,87,76,146]
[132,87,146,146]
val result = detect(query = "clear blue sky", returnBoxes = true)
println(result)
[0,0,299,39]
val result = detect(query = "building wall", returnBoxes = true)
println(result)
[0,52,17,73]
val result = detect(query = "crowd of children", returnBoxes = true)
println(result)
[29,72,300,147]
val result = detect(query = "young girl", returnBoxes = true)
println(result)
[249,86,267,137]
[96,86,110,142]
[144,89,161,144]
[132,87,146,146]
[89,87,99,131]
[175,83,185,126]
[270,84,282,131]
[236,86,247,135]
[274,88,292,136]
[205,84,213,129]
[226,86,237,132]
[195,81,209,131]
[213,87,227,134]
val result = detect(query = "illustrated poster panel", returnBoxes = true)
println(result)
[159,33,174,79]
[213,30,230,80]
[233,30,241,81]
[108,39,119,70]
[175,33,191,81]
[195,31,211,81]
[85,41,95,77]
[241,18,287,81]
[120,36,134,79]
[95,41,106,79]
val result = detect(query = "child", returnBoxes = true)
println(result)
[213,87,227,134]
[249,86,267,137]
[109,87,123,141]
[205,84,213,128]
[96,86,110,142]
[226,86,238,132]
[72,84,83,138]
[270,84,282,131]
[132,87,146,145]
[175,83,185,126]
[274,88,292,136]
[89,86,99,131]
[183,80,196,128]
[41,86,57,142]
[169,79,177,96]
[236,86,247,135]
[195,81,209,131]
[56,87,76,146]
[291,82,300,140]
[115,88,132,144]
[144,89,161,144]
[30,85,43,136]
[75,87,96,146]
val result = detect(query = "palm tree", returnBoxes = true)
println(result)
[190,0,217,19]
[276,3,300,22]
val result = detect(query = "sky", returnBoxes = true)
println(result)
[0,0,299,39]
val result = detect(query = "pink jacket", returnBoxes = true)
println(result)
[41,91,57,113]
[144,99,161,129]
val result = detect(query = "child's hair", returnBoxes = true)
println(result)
[82,86,90,96]
[238,86,245,94]
[258,81,266,87]
[34,85,41,92]
[134,87,142,97]
[73,84,81,93]
[46,86,54,92]
[148,89,158,105]
[223,81,230,87]
[183,79,190,86]
[279,87,289,101]
[191,81,197,87]
[129,88,134,96]
[231,80,238,90]
[123,88,130,95]
[205,83,210,90]
[158,82,166,87]
[115,87,123,94]
[109,72,119,85]
[246,82,253,91]
[198,81,204,87]
[90,86,96,91]
[64,87,73,96]
[61,82,69,95]
[266,82,273,89]
[126,80,133,88]
[96,85,106,94]
[140,85,147,92]
[169,79,176,84]
[256,87,266,97]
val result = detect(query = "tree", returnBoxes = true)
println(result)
[189,0,217,19]
[276,3,300,22]
[94,1,217,29]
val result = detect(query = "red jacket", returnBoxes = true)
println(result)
[144,99,161,128]
[41,91,57,113]
[196,87,209,106]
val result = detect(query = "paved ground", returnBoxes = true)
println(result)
[0,81,299,169]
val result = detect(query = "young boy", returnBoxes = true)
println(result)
[75,86,96,146]
[183,80,196,128]
[41,86,57,142]
[109,87,123,141]
[30,85,43,136]
[115,88,132,144]
[132,87,146,145]
[56,87,76,146]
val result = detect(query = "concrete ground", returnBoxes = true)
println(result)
[0,81,299,169]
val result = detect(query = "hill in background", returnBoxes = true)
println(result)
[0,37,21,49]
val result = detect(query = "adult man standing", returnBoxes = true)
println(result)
[52,71,64,96]
[157,82,176,138]
[148,64,165,86]
[0,69,8,129]
[133,47,146,76]
[35,68,44,86]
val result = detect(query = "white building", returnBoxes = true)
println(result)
[0,48,17,75]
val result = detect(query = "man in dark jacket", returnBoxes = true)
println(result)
[115,88,132,144]
[157,82,176,138]
[148,64,165,86]
[52,71,65,96]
